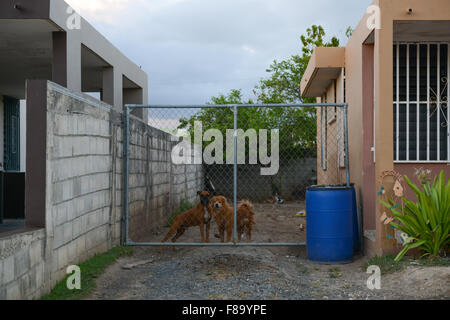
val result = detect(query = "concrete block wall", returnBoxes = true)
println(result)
[125,119,203,241]
[0,81,203,299]
[207,157,317,201]
[0,229,46,300]
[46,84,118,282]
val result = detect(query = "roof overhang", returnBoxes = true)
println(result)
[300,47,345,98]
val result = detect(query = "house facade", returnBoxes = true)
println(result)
[0,0,153,299]
[0,0,148,227]
[300,0,450,256]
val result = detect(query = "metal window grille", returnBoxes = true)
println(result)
[3,96,20,171]
[393,42,449,163]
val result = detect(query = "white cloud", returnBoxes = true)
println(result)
[63,0,372,104]
[65,0,190,24]
[65,0,132,23]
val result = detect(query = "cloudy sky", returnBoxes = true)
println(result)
[66,0,371,104]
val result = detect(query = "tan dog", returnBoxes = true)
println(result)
[210,196,255,242]
[159,191,213,252]
[236,200,255,242]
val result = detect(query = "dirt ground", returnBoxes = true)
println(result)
[87,201,450,300]
[135,201,307,244]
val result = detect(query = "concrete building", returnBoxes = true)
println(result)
[0,0,148,227]
[0,0,182,300]
[300,0,450,256]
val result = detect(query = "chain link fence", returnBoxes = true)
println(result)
[123,103,348,246]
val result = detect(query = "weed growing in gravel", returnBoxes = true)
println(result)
[42,246,134,300]
[328,267,342,278]
[296,264,308,274]
[363,255,405,274]
[362,255,450,275]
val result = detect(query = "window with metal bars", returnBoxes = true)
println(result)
[393,43,449,162]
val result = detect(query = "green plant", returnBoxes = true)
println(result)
[41,246,134,300]
[362,255,406,274]
[328,267,342,278]
[381,170,450,261]
[166,199,195,227]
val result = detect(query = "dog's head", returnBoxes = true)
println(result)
[197,190,212,207]
[210,196,228,211]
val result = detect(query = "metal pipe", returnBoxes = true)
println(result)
[125,241,306,247]
[396,43,400,161]
[125,103,348,109]
[406,44,410,161]
[233,105,238,244]
[343,103,350,186]
[448,42,450,162]
[123,107,130,245]
[437,43,441,161]
[427,44,430,161]
[417,44,420,161]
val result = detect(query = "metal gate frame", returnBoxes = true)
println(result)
[122,102,349,247]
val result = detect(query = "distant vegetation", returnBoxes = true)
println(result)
[179,25,349,159]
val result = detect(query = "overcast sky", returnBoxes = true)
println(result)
[66,0,371,104]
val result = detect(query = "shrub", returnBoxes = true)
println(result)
[166,199,195,227]
[381,170,450,261]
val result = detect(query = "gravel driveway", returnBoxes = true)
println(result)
[87,245,450,300]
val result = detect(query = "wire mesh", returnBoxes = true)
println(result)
[123,104,348,246]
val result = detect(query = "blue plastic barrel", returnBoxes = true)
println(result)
[306,185,353,264]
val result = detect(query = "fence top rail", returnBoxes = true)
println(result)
[125,103,348,109]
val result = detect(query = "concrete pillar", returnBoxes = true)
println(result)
[66,31,82,92]
[25,80,47,228]
[113,68,122,110]
[374,8,396,256]
[52,31,82,92]
[102,67,114,105]
[126,88,148,121]
[52,32,67,87]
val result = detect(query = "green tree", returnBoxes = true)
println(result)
[178,89,316,160]
[253,25,340,104]
[178,25,343,159]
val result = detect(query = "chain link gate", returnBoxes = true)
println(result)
[122,103,349,247]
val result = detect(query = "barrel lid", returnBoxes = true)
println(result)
[307,184,352,190]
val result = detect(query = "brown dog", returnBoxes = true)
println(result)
[236,200,255,242]
[159,191,213,251]
[210,196,255,242]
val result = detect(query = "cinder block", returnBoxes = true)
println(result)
[14,248,30,279]
[53,225,65,248]
[67,240,77,265]
[29,240,43,268]
[34,263,44,291]
[19,273,32,299]
[54,203,68,226]
[0,286,6,300]
[76,236,87,258]
[85,230,97,250]
[72,217,81,238]
[1,255,14,284]
[57,246,68,271]
[6,282,21,300]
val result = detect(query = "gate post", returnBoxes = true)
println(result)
[233,104,238,245]
[122,105,130,245]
